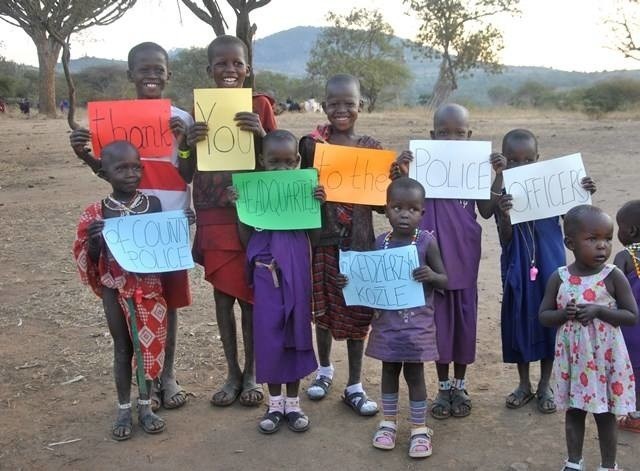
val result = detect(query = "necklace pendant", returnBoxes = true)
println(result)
[529,265,539,282]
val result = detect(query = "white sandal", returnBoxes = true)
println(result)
[408,426,433,458]
[563,459,584,470]
[597,465,620,471]
[372,420,397,450]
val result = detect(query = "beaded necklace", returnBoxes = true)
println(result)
[518,221,538,281]
[626,242,640,278]
[103,191,150,216]
[383,228,419,249]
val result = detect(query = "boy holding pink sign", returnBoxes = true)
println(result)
[394,103,505,419]
[494,129,596,414]
[299,74,382,416]
[69,42,193,411]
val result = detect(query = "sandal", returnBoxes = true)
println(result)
[307,375,332,401]
[150,380,161,412]
[286,410,310,433]
[111,404,133,441]
[618,414,640,433]
[161,379,188,410]
[536,386,557,414]
[506,385,534,409]
[239,384,264,407]
[450,388,472,418]
[258,410,284,434]
[210,381,241,407]
[597,465,621,470]
[342,390,379,416]
[137,400,166,434]
[562,458,584,470]
[372,420,397,450]
[409,426,433,459]
[430,389,451,420]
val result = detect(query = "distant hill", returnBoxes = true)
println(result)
[57,26,640,105]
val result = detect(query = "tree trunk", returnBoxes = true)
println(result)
[428,60,455,111]
[34,33,62,118]
[235,11,256,88]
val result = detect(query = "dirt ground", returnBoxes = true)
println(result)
[0,108,639,471]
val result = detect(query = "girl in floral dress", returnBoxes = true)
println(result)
[539,205,638,471]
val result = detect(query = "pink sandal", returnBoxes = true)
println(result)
[409,426,433,458]
[372,420,397,450]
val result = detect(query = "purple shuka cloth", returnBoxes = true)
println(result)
[365,230,439,363]
[247,230,318,384]
[419,199,481,365]
[622,270,640,373]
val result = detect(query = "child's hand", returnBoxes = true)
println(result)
[186,122,209,147]
[576,303,599,325]
[580,176,596,194]
[313,185,326,204]
[412,265,436,283]
[226,185,239,205]
[565,299,578,321]
[335,273,349,289]
[497,193,513,216]
[184,208,196,225]
[391,150,413,179]
[490,152,507,174]
[234,112,266,138]
[87,219,104,244]
[70,127,91,157]
[170,117,188,147]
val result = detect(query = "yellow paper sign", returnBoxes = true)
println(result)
[313,143,395,206]
[194,88,255,171]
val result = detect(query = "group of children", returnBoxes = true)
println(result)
[70,35,640,469]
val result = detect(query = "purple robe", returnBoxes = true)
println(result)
[622,270,640,374]
[247,230,318,384]
[419,199,480,364]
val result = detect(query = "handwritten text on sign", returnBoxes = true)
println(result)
[102,210,194,273]
[339,245,426,309]
[409,140,491,200]
[232,169,321,230]
[502,153,591,224]
[194,88,255,171]
[88,99,173,158]
[313,143,395,206]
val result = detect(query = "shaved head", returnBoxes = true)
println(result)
[564,204,611,237]
[101,140,139,168]
[433,103,469,128]
[325,74,360,97]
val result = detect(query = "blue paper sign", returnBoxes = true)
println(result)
[102,210,194,273]
[339,245,426,309]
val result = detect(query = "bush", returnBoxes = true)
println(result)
[581,78,640,118]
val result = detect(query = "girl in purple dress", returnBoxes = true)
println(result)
[614,200,640,433]
[229,130,325,434]
[339,178,447,458]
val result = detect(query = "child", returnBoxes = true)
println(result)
[69,42,193,411]
[539,205,638,471]
[229,130,324,433]
[341,177,447,458]
[614,200,640,432]
[394,103,505,419]
[298,74,380,415]
[184,35,277,407]
[495,129,596,413]
[73,141,167,440]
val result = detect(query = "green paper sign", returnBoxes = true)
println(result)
[232,169,321,230]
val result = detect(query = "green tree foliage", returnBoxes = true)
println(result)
[0,1,137,117]
[306,8,411,112]
[487,85,512,105]
[404,0,520,109]
[581,78,640,117]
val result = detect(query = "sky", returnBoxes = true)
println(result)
[0,0,638,72]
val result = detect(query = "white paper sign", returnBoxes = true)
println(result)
[409,140,492,200]
[502,153,592,224]
[339,245,426,310]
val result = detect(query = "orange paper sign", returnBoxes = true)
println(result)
[313,143,395,206]
[87,99,173,158]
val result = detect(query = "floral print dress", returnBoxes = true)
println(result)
[553,264,636,414]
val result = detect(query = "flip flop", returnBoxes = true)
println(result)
[506,386,535,409]
[210,382,241,407]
